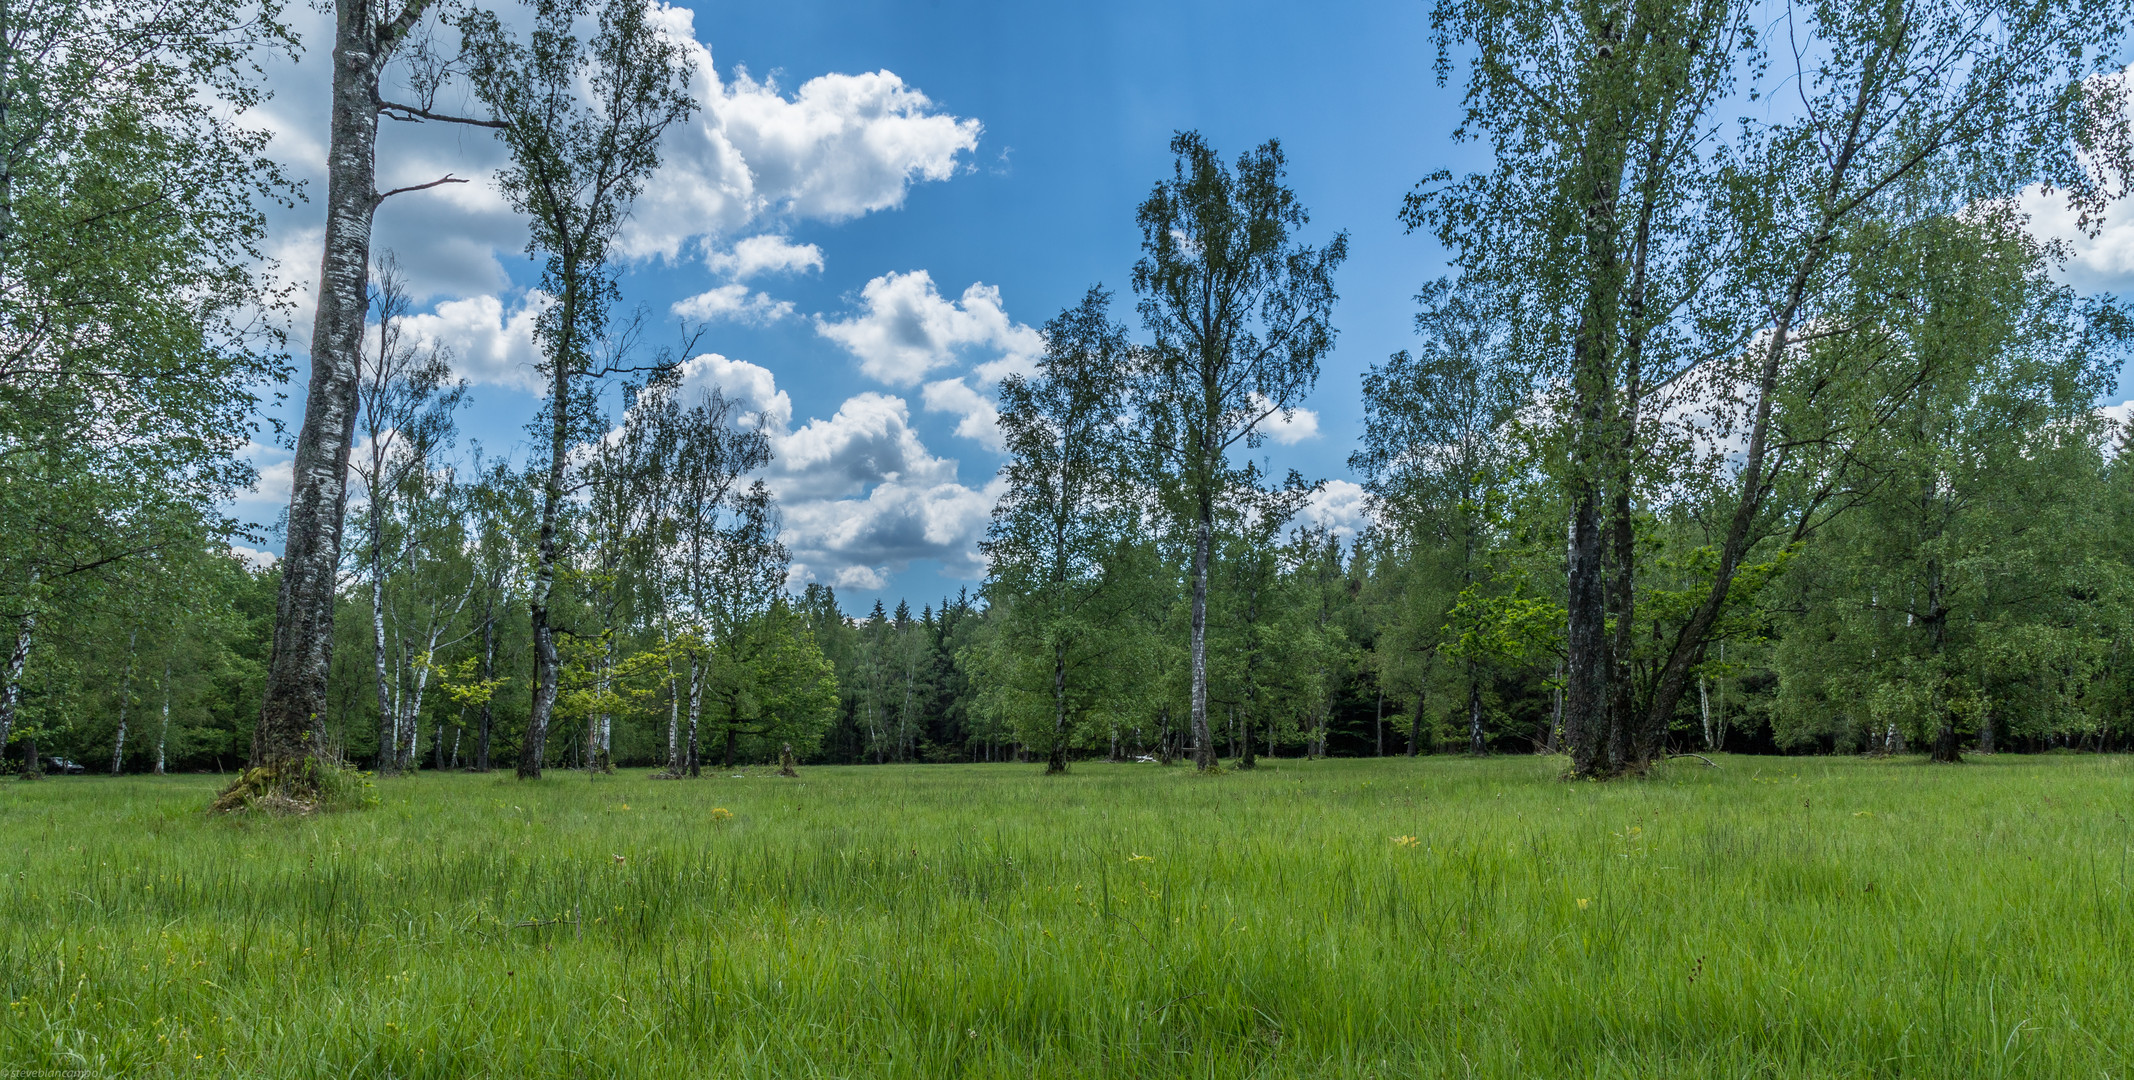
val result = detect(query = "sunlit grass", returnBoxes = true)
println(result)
[3,754,2130,1077]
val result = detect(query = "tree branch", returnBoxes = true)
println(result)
[379,100,507,129]
[375,174,470,203]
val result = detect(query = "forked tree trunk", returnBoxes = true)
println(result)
[520,278,576,779]
[403,632,440,773]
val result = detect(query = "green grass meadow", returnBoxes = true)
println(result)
[4,754,2132,1078]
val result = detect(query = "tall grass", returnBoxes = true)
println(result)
[3,754,2130,1077]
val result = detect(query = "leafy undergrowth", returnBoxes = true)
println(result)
[3,754,2129,1078]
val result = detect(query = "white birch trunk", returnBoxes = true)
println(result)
[370,510,396,772]
[0,579,40,755]
[664,650,680,772]
[1699,676,1713,751]
[155,658,171,775]
[252,0,440,773]
[111,627,139,774]
[685,655,704,777]
[1188,515,1212,769]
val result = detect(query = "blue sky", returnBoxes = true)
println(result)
[233,0,2134,611]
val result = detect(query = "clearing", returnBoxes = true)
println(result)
[2,754,2129,1077]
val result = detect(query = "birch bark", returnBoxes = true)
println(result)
[111,628,139,774]
[155,659,171,774]
[250,0,442,779]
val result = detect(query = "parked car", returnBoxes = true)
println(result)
[44,756,84,774]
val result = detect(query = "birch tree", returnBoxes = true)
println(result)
[352,256,464,772]
[243,0,507,803]
[462,0,694,778]
[1132,132,1346,771]
[1417,0,2132,775]
[980,288,1137,774]
[663,388,773,776]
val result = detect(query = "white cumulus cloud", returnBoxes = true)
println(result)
[674,352,794,431]
[816,270,1043,386]
[773,392,959,499]
[1298,480,1372,540]
[921,377,1004,450]
[706,234,824,279]
[235,441,294,510]
[229,545,279,571]
[670,354,999,586]
[672,284,796,324]
[253,1,976,355]
[1251,392,1322,444]
[398,292,550,393]
[620,5,982,261]
[780,473,1002,583]
[2022,183,2134,295]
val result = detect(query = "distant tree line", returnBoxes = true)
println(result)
[4,0,2133,788]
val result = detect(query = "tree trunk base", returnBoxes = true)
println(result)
[1930,725,1964,764]
[209,758,376,814]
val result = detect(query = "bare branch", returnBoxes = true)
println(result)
[379,100,507,129]
[375,174,471,203]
